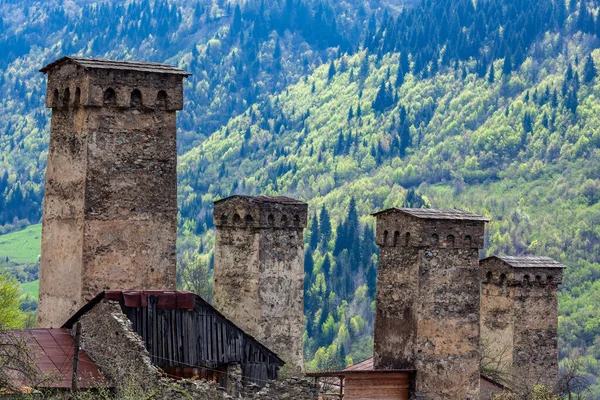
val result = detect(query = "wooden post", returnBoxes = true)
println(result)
[71,322,82,394]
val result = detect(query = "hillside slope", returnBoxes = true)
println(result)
[178,36,600,382]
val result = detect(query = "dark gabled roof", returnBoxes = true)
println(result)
[62,290,284,366]
[214,195,306,205]
[40,56,191,76]
[371,207,490,221]
[9,329,107,389]
[482,255,566,269]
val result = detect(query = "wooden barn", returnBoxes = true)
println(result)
[62,290,284,387]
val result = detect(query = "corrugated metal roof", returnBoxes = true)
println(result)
[343,357,374,371]
[305,357,414,377]
[214,195,306,205]
[9,329,107,389]
[40,56,191,76]
[485,255,566,269]
[371,207,490,221]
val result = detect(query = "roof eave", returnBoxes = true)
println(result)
[40,56,191,76]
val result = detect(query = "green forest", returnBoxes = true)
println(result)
[1,0,600,392]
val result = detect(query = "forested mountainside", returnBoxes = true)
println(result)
[2,0,600,391]
[177,0,600,386]
[0,0,387,230]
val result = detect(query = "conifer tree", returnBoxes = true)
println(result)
[583,54,597,83]
[502,56,512,75]
[319,206,332,249]
[488,62,495,84]
[231,4,242,35]
[309,214,320,249]
[328,60,336,82]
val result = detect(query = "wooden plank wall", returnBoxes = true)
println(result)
[120,296,282,386]
[343,373,410,400]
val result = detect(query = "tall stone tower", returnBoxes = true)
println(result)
[213,195,307,372]
[372,208,488,399]
[480,256,564,390]
[38,57,189,328]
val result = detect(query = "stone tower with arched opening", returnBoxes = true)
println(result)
[38,57,190,328]
[480,255,565,389]
[371,207,489,399]
[212,195,308,373]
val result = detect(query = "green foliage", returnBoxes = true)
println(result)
[0,270,25,329]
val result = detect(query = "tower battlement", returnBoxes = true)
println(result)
[212,195,307,373]
[480,255,565,389]
[372,207,488,400]
[37,56,189,328]
[372,207,487,249]
[41,57,187,110]
[213,195,307,230]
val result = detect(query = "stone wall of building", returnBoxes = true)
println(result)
[373,209,486,400]
[38,59,187,328]
[480,257,563,390]
[72,299,314,399]
[74,299,161,393]
[213,196,307,373]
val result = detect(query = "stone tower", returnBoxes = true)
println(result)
[372,208,488,399]
[38,57,190,328]
[213,195,307,372]
[480,256,564,390]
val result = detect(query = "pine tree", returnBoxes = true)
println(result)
[347,106,354,121]
[583,54,597,83]
[359,52,369,81]
[502,56,512,75]
[488,62,495,84]
[395,63,405,87]
[231,4,242,35]
[319,206,332,249]
[309,214,320,249]
[328,60,336,82]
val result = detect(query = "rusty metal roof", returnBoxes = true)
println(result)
[343,357,374,371]
[305,357,414,377]
[40,56,191,76]
[62,290,197,329]
[9,329,107,389]
[61,290,285,366]
[484,255,566,269]
[214,195,306,205]
[371,207,490,221]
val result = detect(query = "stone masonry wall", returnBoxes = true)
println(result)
[213,196,307,373]
[73,299,315,399]
[373,210,485,400]
[481,258,563,390]
[74,299,161,393]
[39,61,185,328]
[480,260,515,379]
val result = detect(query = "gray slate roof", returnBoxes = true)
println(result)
[486,255,566,269]
[214,195,306,205]
[371,207,490,221]
[40,56,191,76]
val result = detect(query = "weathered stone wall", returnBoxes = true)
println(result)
[213,196,307,372]
[480,259,516,376]
[248,377,315,399]
[480,258,563,390]
[74,299,160,393]
[38,61,185,328]
[373,210,485,400]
